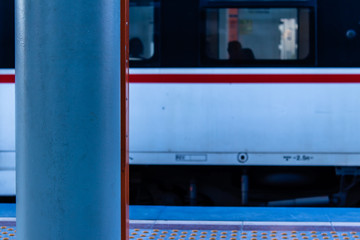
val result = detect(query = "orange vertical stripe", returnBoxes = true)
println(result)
[121,0,129,239]
[228,8,238,42]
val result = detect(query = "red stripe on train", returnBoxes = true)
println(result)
[0,75,15,83]
[3,74,360,83]
[129,74,360,83]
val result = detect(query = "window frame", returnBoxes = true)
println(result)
[129,0,161,67]
[200,0,317,67]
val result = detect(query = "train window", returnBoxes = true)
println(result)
[205,8,311,62]
[130,0,157,61]
[0,0,14,68]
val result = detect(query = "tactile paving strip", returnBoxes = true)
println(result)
[129,230,360,240]
[0,226,16,239]
[3,225,360,240]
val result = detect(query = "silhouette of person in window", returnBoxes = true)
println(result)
[227,41,255,60]
[130,37,144,60]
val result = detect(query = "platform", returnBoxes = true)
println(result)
[1,205,360,239]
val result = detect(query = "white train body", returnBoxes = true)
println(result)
[0,70,15,196]
[129,68,360,166]
[1,67,360,196]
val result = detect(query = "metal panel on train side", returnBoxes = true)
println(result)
[0,84,16,195]
[0,84,15,151]
[129,81,360,166]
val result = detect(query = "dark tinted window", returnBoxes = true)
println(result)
[130,1,157,61]
[0,0,14,68]
[205,8,311,61]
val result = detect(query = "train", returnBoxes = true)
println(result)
[2,0,360,206]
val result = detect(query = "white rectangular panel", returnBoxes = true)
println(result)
[130,83,360,166]
[0,84,15,151]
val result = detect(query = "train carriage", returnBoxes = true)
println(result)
[2,0,360,205]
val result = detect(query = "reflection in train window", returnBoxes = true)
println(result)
[130,3,155,60]
[205,8,311,61]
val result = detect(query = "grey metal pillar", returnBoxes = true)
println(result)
[15,1,121,239]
